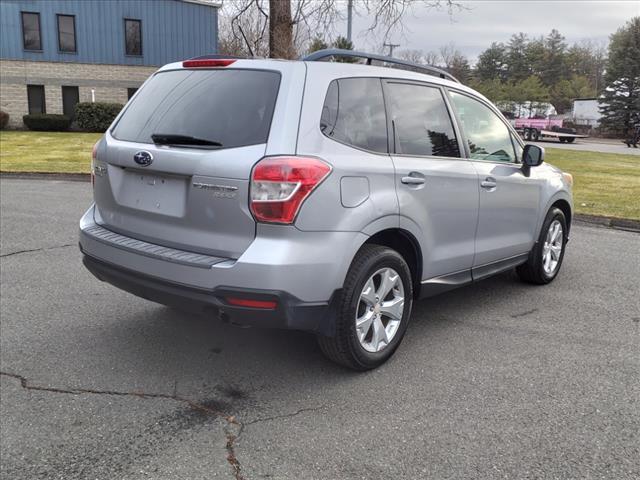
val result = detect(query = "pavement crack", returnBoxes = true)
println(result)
[243,405,328,427]
[511,308,539,318]
[0,371,245,480]
[0,243,75,258]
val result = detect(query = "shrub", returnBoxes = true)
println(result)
[0,110,9,129]
[75,102,123,132]
[23,114,71,131]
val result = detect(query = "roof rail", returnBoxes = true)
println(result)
[303,48,460,84]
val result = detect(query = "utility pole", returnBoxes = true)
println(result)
[347,0,353,43]
[383,42,400,56]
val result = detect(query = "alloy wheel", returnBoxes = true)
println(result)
[355,268,405,353]
[542,219,563,275]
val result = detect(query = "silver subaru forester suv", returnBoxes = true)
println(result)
[79,50,573,370]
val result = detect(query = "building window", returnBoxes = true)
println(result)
[27,85,46,114]
[124,19,142,56]
[21,12,42,51]
[57,14,76,53]
[127,88,138,100]
[62,86,80,119]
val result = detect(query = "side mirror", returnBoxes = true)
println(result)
[522,144,544,176]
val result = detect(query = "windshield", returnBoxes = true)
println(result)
[111,69,281,149]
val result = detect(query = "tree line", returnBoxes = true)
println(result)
[218,1,639,135]
[397,30,606,116]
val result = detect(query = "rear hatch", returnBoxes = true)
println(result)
[93,64,283,259]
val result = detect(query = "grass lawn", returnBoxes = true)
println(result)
[0,131,101,174]
[545,148,640,221]
[1,131,638,220]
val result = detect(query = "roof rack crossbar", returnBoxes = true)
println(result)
[303,48,460,84]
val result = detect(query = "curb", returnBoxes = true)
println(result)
[574,214,640,233]
[0,172,90,182]
[1,172,638,233]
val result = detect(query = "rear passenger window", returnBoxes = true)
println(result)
[385,82,460,157]
[320,78,387,153]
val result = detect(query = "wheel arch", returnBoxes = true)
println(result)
[363,228,423,298]
[550,198,572,235]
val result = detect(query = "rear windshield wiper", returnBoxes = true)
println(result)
[151,133,223,148]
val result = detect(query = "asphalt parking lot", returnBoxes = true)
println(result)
[1,178,639,480]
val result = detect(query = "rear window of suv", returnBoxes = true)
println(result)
[111,69,280,149]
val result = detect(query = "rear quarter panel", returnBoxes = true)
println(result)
[294,64,398,233]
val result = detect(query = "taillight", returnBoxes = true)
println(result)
[250,156,331,224]
[91,141,99,187]
[182,59,236,68]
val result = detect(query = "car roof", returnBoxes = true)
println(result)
[157,58,486,103]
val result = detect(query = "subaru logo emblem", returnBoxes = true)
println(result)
[133,151,153,166]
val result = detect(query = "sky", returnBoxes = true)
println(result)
[344,0,640,63]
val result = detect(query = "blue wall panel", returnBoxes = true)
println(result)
[0,0,218,66]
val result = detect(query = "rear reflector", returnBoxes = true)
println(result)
[225,297,277,309]
[250,156,332,224]
[182,59,236,68]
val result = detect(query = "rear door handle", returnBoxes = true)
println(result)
[401,175,425,185]
[480,177,497,190]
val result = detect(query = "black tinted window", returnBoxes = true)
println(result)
[320,78,387,153]
[21,12,41,50]
[125,19,142,55]
[57,15,76,52]
[112,69,280,149]
[386,83,460,157]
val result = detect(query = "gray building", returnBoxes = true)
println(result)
[0,0,219,128]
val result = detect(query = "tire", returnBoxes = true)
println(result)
[566,137,575,143]
[524,128,532,141]
[517,207,567,285]
[559,137,566,143]
[317,244,413,370]
[531,129,540,141]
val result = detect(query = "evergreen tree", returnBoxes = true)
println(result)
[332,36,354,51]
[599,17,640,134]
[475,42,507,81]
[541,29,567,86]
[332,36,356,62]
[507,33,530,82]
[468,78,507,104]
[448,52,471,83]
[308,36,329,54]
[525,37,546,78]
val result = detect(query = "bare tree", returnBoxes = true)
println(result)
[218,5,269,57]
[269,0,295,58]
[423,50,441,66]
[439,42,457,68]
[357,0,461,45]
[220,0,461,59]
[398,49,425,63]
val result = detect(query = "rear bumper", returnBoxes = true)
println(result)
[82,252,340,332]
[79,205,365,333]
